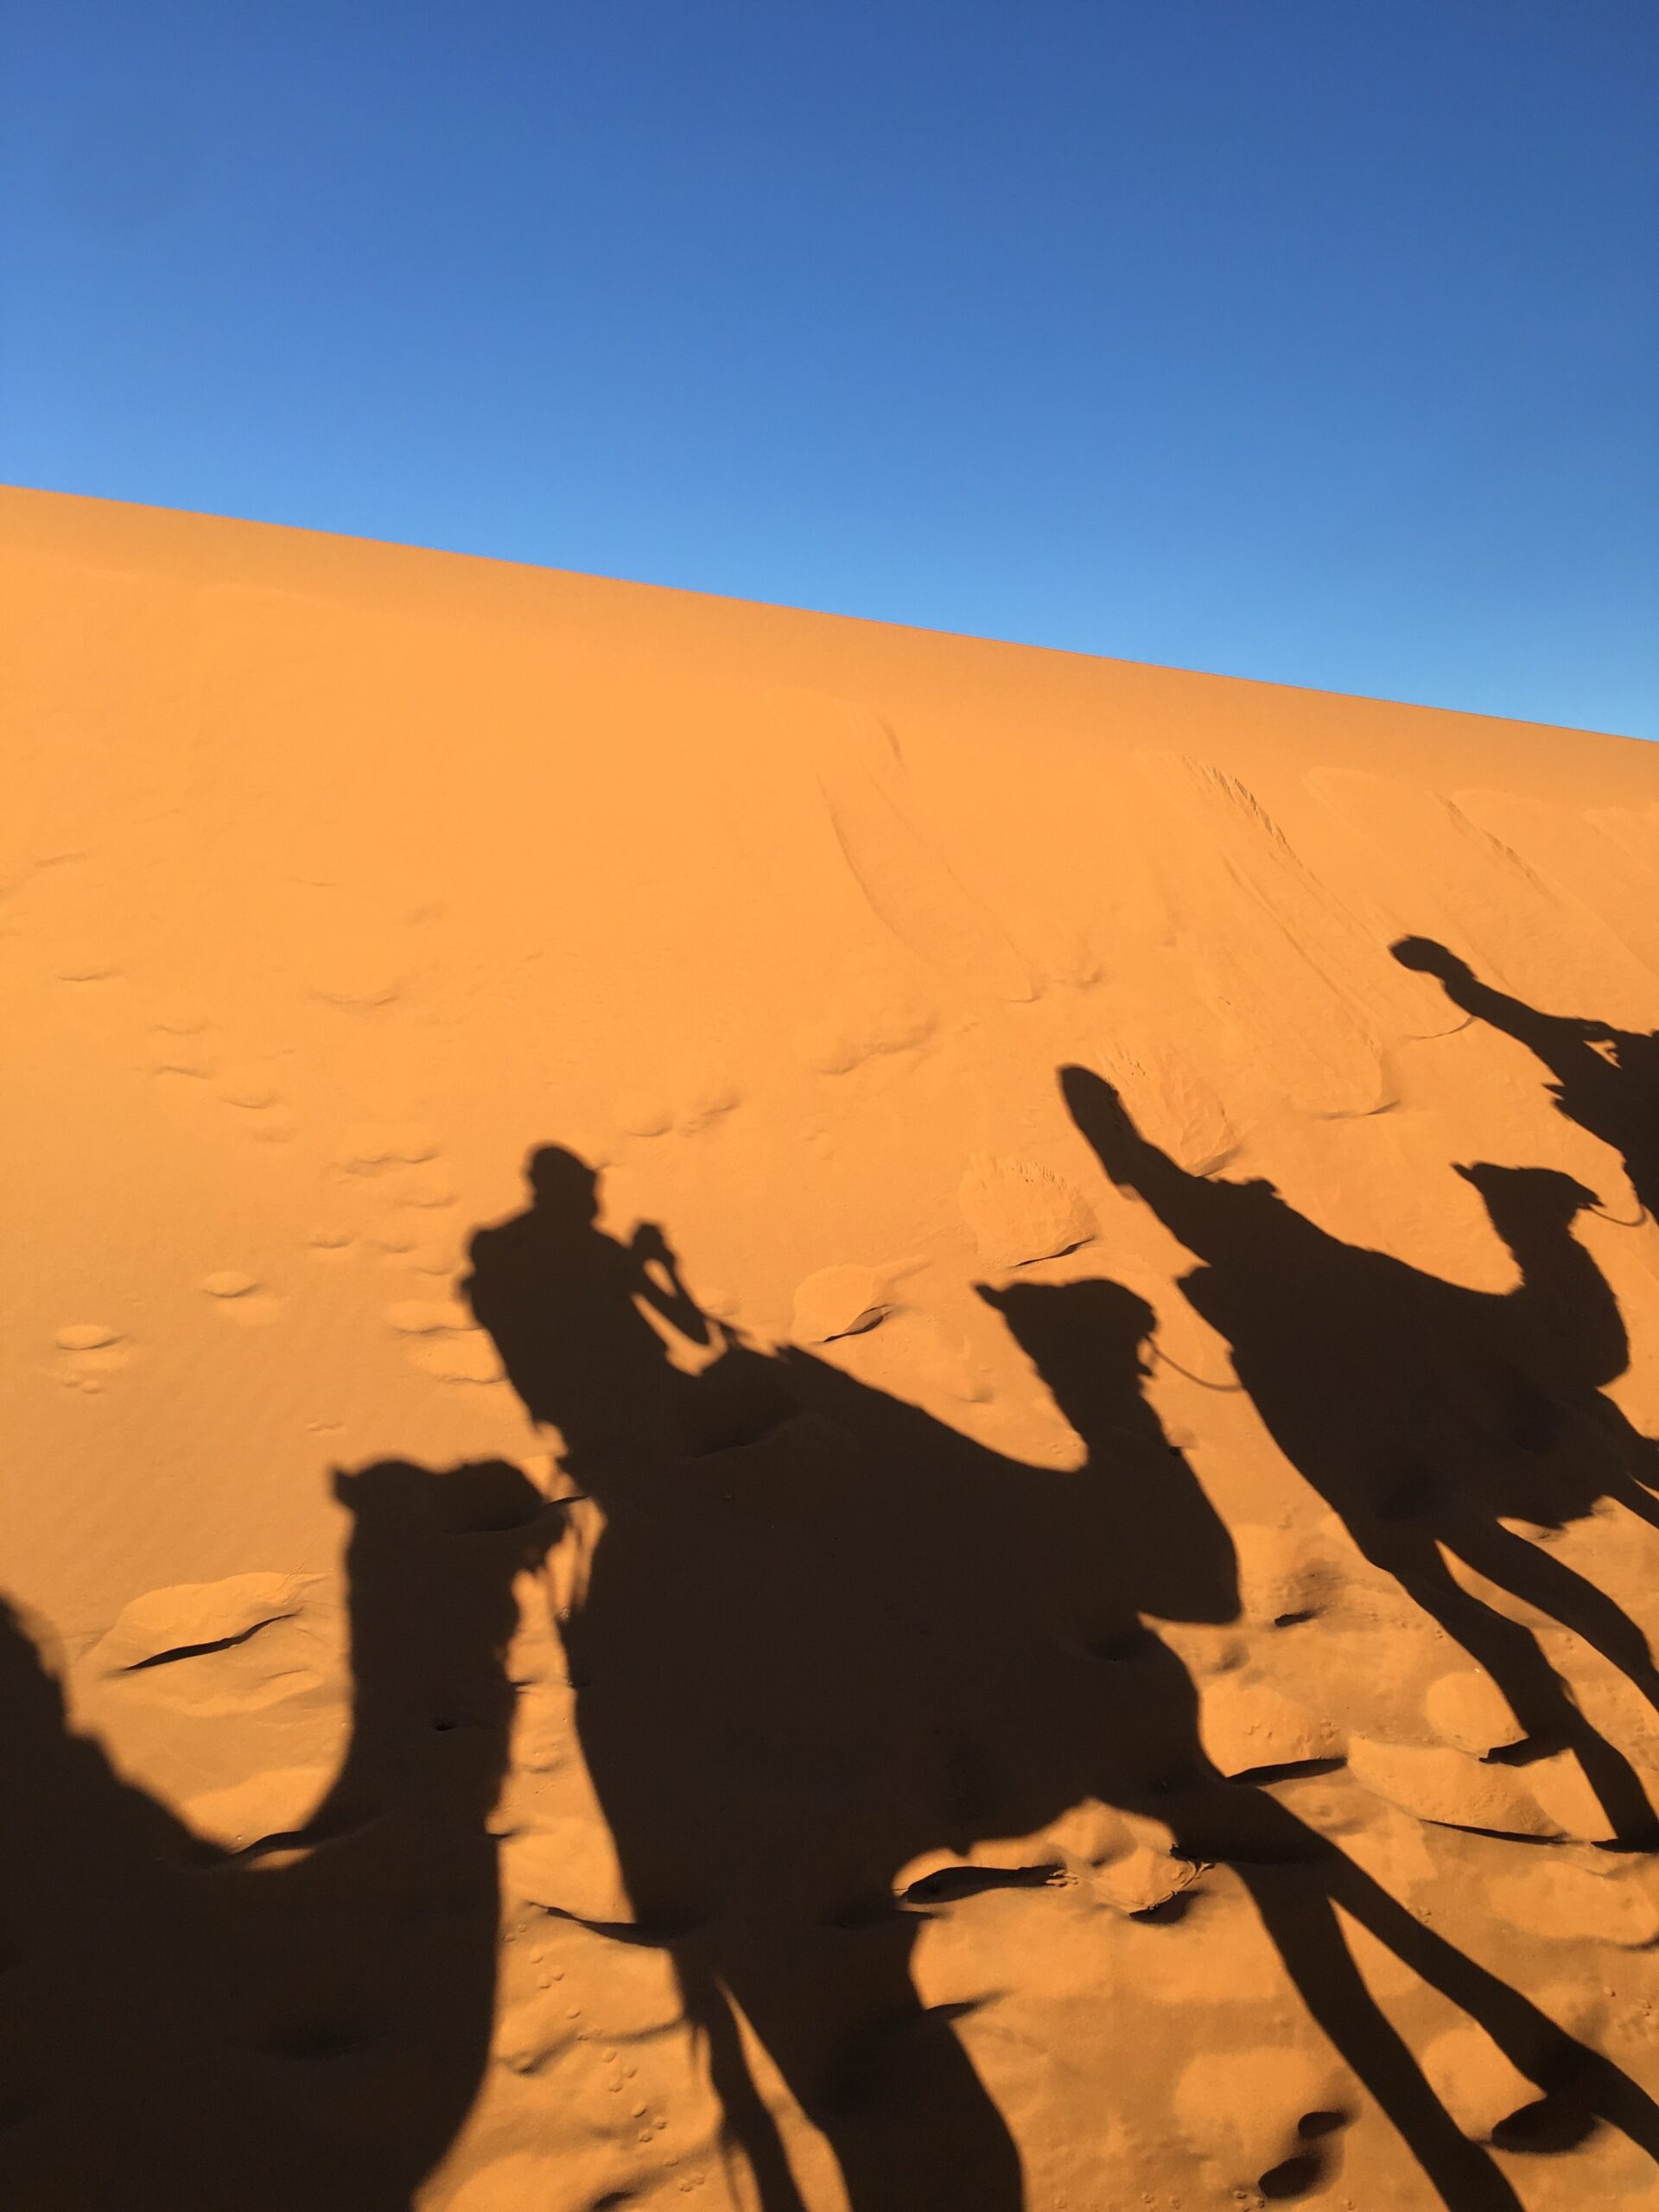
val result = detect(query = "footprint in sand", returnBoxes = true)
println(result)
[1421,1666,1527,1758]
[53,944,120,984]
[199,1272,285,1327]
[1344,1733,1604,1840]
[151,993,216,1036]
[214,1061,297,1142]
[1199,1670,1340,1778]
[216,1063,281,1109]
[54,1321,124,1353]
[53,1320,133,1387]
[392,1161,458,1209]
[148,1030,218,1079]
[1484,1858,1659,1949]
[183,1764,333,1852]
[791,1264,893,1344]
[144,993,219,1077]
[613,1066,741,1140]
[1172,2046,1353,2199]
[670,1059,741,1135]
[308,944,405,1008]
[91,1571,308,1674]
[333,1126,455,1262]
[615,1091,674,1138]
[334,1122,442,1173]
[386,1297,505,1385]
[1230,1524,1343,1630]
[957,1154,1096,1271]
[1421,2024,1552,2144]
[822,1303,993,1408]
[792,974,936,1077]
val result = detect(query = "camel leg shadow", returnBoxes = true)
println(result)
[676,1914,1022,2212]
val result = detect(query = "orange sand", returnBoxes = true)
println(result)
[8,486,1659,2210]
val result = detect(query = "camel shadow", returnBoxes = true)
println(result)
[1062,1061,1659,1850]
[1393,936,1659,1226]
[0,1459,559,2211]
[464,1142,1659,2212]
[12,1112,1659,2211]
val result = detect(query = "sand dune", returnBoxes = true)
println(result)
[8,486,1659,2209]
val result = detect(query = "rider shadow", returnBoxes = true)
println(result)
[465,1142,1659,2212]
[1393,936,1659,1226]
[0,1459,558,2211]
[1062,1061,1659,1851]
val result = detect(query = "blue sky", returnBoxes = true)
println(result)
[4,3,1656,736]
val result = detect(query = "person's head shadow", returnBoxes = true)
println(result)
[525,1142,603,1221]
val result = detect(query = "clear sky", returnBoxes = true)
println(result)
[4,3,1656,736]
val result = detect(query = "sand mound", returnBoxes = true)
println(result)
[9,486,1659,2209]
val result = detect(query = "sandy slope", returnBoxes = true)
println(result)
[8,486,1659,2210]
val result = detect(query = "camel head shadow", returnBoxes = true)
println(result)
[1453,1161,1600,1245]
[976,1273,1242,1629]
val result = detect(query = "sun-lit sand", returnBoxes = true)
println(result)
[10,486,1659,2209]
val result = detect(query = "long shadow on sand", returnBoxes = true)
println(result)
[0,1460,560,2211]
[465,1143,1659,2212]
[1394,936,1659,1224]
[1062,1063,1659,1857]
